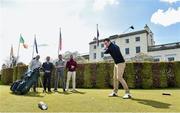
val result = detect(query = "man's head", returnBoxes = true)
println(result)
[58,54,63,60]
[70,55,73,60]
[46,56,50,62]
[36,55,40,60]
[103,38,111,48]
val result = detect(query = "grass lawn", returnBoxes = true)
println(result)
[0,85,180,112]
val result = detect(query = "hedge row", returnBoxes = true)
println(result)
[1,62,180,88]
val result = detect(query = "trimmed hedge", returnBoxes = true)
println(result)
[1,62,180,88]
[1,68,13,85]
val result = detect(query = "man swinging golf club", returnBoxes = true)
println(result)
[104,38,132,99]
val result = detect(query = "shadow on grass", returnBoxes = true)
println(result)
[56,90,86,95]
[71,90,86,94]
[10,92,44,97]
[132,98,171,109]
[57,91,72,95]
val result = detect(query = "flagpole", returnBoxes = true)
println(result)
[58,27,61,55]
[10,44,13,67]
[16,34,21,65]
[32,34,35,59]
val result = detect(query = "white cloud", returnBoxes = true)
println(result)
[0,0,115,66]
[151,7,180,26]
[0,0,92,66]
[93,0,119,11]
[160,0,180,4]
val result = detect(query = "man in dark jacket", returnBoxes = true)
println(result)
[104,38,131,99]
[42,56,53,92]
[65,55,77,92]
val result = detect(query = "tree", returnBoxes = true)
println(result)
[54,51,87,63]
[130,52,153,62]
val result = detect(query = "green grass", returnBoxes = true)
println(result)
[0,85,180,112]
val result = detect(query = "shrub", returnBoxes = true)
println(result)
[13,66,18,82]
[159,62,168,88]
[76,64,85,88]
[152,63,161,88]
[96,63,107,88]
[124,63,135,88]
[17,65,28,80]
[133,63,143,88]
[166,62,176,87]
[2,62,180,89]
[1,68,13,85]
[141,62,153,88]
[83,63,93,88]
[174,62,180,87]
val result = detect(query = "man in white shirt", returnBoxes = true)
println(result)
[29,55,41,92]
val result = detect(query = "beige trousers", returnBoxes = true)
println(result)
[66,71,76,90]
[113,63,129,93]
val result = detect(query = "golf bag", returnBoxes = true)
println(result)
[10,68,40,95]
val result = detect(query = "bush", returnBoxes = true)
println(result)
[96,63,107,88]
[141,62,153,88]
[1,68,13,85]
[159,62,168,88]
[166,62,176,87]
[152,63,161,88]
[133,63,143,88]
[17,65,28,80]
[124,63,135,88]
[76,64,85,88]
[174,62,180,87]
[83,63,93,88]
[13,66,18,82]
[1,62,180,89]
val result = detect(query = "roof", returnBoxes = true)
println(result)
[89,29,148,44]
[148,42,180,52]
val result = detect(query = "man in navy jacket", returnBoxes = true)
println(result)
[42,56,54,92]
[104,38,131,99]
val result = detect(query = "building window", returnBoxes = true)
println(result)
[125,48,129,55]
[136,46,141,53]
[136,37,140,42]
[125,39,129,43]
[94,45,96,49]
[168,57,175,62]
[101,44,104,48]
[165,54,176,62]
[93,53,96,59]
[101,52,104,58]
[154,58,160,62]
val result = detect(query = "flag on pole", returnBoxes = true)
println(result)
[20,35,28,48]
[34,37,38,54]
[58,28,62,55]
[96,24,99,46]
[59,28,62,51]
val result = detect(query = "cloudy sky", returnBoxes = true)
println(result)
[0,0,180,66]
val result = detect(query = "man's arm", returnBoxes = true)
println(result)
[28,60,33,71]
[66,61,69,69]
[104,48,110,54]
[42,63,45,72]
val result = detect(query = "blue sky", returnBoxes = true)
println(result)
[0,0,180,66]
[79,0,180,44]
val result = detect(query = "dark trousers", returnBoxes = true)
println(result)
[33,71,40,92]
[43,73,51,91]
